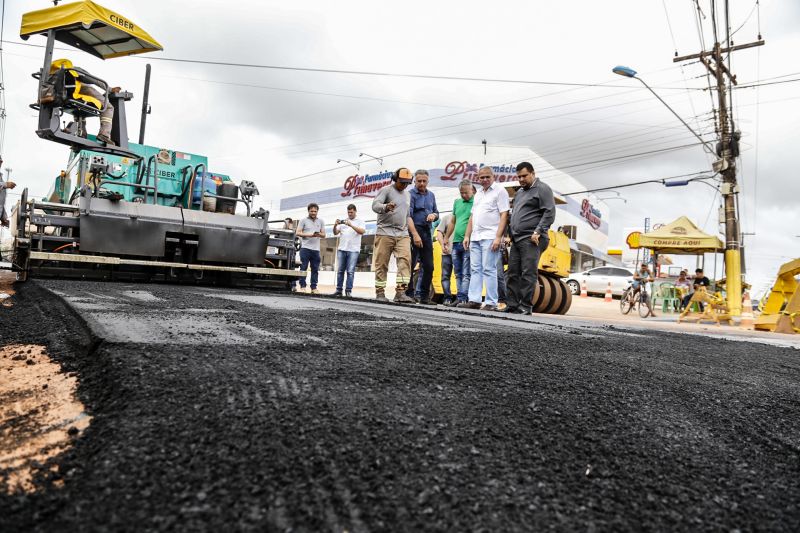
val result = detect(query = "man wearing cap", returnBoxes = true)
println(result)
[505,162,555,314]
[294,203,326,294]
[405,169,439,304]
[371,168,415,303]
[0,156,17,228]
[462,166,510,311]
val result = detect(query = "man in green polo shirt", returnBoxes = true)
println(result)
[444,179,475,306]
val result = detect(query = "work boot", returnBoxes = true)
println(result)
[345,291,352,298]
[97,132,115,146]
[332,290,343,297]
[418,298,436,305]
[375,289,390,303]
[394,291,415,304]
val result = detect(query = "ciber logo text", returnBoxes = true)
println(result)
[109,14,135,32]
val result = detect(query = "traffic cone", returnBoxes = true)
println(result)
[604,282,613,303]
[580,279,588,298]
[740,291,754,330]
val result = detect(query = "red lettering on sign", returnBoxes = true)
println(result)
[581,199,602,230]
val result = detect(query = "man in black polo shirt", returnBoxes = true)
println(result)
[682,268,711,310]
[505,161,556,314]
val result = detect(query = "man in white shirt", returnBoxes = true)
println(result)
[294,203,326,294]
[461,166,510,311]
[333,203,366,297]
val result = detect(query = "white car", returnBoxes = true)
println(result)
[564,266,634,297]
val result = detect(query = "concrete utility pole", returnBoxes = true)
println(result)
[673,37,764,316]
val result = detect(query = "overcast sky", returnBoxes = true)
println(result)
[1,0,798,292]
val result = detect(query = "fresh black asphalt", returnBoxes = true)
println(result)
[1,280,799,531]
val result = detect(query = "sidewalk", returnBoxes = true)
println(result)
[309,283,799,348]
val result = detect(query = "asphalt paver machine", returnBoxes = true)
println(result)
[10,1,301,288]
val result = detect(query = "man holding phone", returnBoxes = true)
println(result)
[371,168,415,303]
[333,204,365,297]
[294,202,326,294]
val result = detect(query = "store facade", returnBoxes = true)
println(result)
[278,144,615,287]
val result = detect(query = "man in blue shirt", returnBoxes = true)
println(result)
[405,169,439,304]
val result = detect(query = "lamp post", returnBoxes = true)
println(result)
[336,158,360,171]
[358,152,383,166]
[593,190,627,204]
[613,65,743,315]
[612,66,715,156]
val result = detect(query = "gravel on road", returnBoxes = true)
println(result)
[1,280,799,531]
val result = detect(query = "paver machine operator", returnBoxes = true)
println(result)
[9,1,301,288]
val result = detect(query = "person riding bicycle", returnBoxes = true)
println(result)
[631,262,654,298]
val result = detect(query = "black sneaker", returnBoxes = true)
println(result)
[345,291,352,298]
[332,291,343,297]
[418,299,436,305]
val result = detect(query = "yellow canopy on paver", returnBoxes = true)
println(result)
[20,0,162,59]
[638,216,723,255]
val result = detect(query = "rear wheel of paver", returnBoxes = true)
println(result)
[553,278,572,315]
[532,276,552,314]
[540,276,563,314]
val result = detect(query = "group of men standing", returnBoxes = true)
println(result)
[291,162,556,315]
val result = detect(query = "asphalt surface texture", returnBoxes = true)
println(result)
[1,279,799,532]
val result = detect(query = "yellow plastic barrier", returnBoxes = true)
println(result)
[754,258,800,334]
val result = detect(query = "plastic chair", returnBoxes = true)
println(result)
[653,284,681,313]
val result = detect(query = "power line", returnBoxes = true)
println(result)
[0,39,703,90]
[561,172,715,195]
[734,77,800,89]
[279,85,709,161]
[161,75,468,109]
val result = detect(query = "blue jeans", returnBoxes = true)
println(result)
[468,239,500,306]
[336,250,359,292]
[298,248,320,289]
[440,252,453,302]
[452,242,470,302]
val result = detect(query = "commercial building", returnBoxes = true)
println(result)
[278,144,616,288]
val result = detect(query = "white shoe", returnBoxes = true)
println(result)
[310,289,319,295]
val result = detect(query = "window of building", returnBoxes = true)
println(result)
[319,234,380,272]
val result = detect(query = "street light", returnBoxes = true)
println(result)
[358,152,383,166]
[612,65,716,156]
[336,158,360,171]
[593,190,627,203]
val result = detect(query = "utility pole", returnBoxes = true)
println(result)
[673,32,764,316]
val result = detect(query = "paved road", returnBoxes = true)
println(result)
[2,280,799,531]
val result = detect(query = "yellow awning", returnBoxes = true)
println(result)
[20,0,162,59]
[638,215,724,254]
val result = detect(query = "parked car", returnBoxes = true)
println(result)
[563,266,634,296]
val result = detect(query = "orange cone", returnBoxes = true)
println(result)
[740,291,754,330]
[604,282,613,303]
[580,279,588,298]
